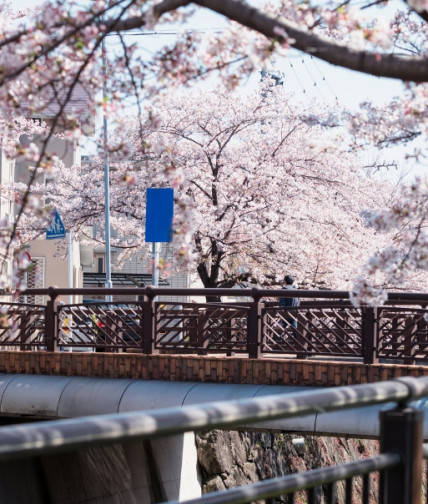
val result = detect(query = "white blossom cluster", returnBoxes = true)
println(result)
[352,177,428,304]
[0,0,425,296]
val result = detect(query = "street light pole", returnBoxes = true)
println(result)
[103,112,112,295]
[68,228,73,304]
[102,38,112,301]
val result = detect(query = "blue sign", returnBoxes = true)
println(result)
[145,188,174,242]
[46,209,66,240]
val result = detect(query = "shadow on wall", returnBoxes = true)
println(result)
[0,435,201,504]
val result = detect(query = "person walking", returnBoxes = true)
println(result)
[279,275,300,337]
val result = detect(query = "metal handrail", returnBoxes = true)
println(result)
[163,453,402,504]
[0,376,425,460]
[0,375,425,503]
[19,286,428,304]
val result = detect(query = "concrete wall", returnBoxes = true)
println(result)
[0,372,203,503]
[29,238,82,291]
[0,436,200,504]
[0,353,426,503]
[15,136,83,298]
[0,152,15,289]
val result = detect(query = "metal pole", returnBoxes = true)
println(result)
[361,306,377,364]
[247,296,261,358]
[68,229,73,304]
[22,271,27,304]
[152,242,159,287]
[379,406,424,504]
[102,37,112,301]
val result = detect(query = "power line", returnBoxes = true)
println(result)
[107,27,339,107]
[309,56,338,103]
[288,60,310,103]
[301,57,329,103]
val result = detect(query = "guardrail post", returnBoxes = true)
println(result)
[361,306,378,364]
[19,311,30,350]
[296,310,309,360]
[198,310,208,355]
[141,287,156,354]
[45,289,59,352]
[379,406,423,504]
[403,316,417,365]
[247,288,261,359]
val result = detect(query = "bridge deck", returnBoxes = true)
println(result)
[0,351,426,388]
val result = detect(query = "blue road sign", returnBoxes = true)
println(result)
[145,188,174,242]
[46,208,66,240]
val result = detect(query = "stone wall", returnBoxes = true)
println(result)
[196,431,381,503]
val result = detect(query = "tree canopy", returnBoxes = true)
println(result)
[1,0,428,299]
[10,81,399,291]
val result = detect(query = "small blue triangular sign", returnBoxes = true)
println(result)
[46,208,66,240]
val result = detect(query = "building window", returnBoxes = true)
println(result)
[19,257,45,304]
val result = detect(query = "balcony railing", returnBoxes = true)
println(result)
[3,286,428,364]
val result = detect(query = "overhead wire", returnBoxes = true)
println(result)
[283,52,340,109]
[300,56,329,103]
[309,55,339,104]
[108,26,341,108]
[288,60,310,103]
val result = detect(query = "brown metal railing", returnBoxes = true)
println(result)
[2,286,428,364]
[0,375,426,504]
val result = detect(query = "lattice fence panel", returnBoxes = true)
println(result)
[155,303,249,353]
[262,305,362,357]
[377,308,428,362]
[0,303,45,349]
[58,302,142,350]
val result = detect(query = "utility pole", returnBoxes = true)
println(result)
[102,35,112,301]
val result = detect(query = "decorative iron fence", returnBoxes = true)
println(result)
[262,303,363,358]
[155,302,249,354]
[0,302,46,351]
[1,286,428,364]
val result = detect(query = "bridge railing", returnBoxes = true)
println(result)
[0,375,426,503]
[2,286,428,364]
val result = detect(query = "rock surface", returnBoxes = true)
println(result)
[195,431,380,503]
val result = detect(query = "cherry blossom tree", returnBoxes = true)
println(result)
[1,0,428,296]
[9,82,398,293]
[3,0,428,163]
[350,176,428,305]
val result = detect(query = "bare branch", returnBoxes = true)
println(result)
[190,0,428,82]
[107,0,428,82]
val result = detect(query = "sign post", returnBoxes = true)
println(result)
[145,188,174,287]
[46,209,74,301]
